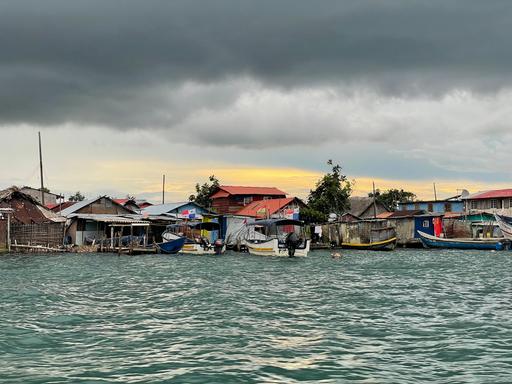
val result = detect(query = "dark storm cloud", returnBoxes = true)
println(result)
[0,0,511,128]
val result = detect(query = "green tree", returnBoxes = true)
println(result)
[68,191,85,202]
[189,175,220,208]
[368,188,416,210]
[300,206,328,224]
[306,160,352,221]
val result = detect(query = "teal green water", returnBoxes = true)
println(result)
[1,250,512,383]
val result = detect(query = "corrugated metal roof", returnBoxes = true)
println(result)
[386,210,426,218]
[236,198,294,217]
[59,197,102,216]
[68,214,149,224]
[376,212,394,219]
[142,202,202,216]
[464,189,512,200]
[211,186,287,199]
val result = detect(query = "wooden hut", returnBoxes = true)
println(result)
[0,187,65,251]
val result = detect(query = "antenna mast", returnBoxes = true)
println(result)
[38,131,45,205]
[162,174,166,204]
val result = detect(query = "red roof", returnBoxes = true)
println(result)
[468,189,512,200]
[113,199,131,205]
[237,198,294,217]
[376,212,394,219]
[211,185,287,199]
[47,201,76,212]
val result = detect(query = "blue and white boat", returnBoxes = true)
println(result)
[418,231,508,251]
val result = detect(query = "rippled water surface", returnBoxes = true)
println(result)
[1,249,512,383]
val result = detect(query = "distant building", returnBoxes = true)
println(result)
[142,201,214,219]
[463,189,512,213]
[346,196,391,219]
[236,197,306,219]
[113,199,153,213]
[398,196,464,214]
[210,186,287,215]
[46,201,77,214]
[113,199,142,213]
[20,186,64,205]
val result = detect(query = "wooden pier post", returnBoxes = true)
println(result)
[6,212,11,253]
[129,225,134,255]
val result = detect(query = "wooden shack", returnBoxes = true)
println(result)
[340,220,395,245]
[383,210,442,247]
[0,187,65,250]
[60,196,136,245]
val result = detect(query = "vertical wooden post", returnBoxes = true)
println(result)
[7,212,11,253]
[129,225,134,255]
[38,131,45,205]
[372,181,377,219]
[110,226,114,250]
[117,228,121,256]
[162,174,166,204]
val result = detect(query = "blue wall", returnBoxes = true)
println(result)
[399,201,463,214]
[414,216,435,237]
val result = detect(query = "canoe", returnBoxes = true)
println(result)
[341,237,397,251]
[418,231,508,251]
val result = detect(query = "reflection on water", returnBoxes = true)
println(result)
[0,249,511,383]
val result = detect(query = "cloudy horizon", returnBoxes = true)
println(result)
[1,0,511,202]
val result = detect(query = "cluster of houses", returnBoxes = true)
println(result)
[1,183,511,252]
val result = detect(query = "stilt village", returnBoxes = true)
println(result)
[2,134,512,256]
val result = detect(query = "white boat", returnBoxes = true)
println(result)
[162,221,226,255]
[244,219,310,257]
[495,214,512,239]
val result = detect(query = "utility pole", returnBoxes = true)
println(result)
[162,174,166,204]
[38,131,45,205]
[433,182,438,201]
[372,181,377,219]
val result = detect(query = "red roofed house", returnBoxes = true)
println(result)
[210,186,287,215]
[236,197,306,219]
[46,201,77,214]
[463,189,512,213]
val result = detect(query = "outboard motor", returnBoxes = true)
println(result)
[285,232,300,257]
[200,237,210,251]
[213,239,225,255]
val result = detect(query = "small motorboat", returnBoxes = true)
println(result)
[244,219,310,257]
[418,230,509,251]
[163,221,226,255]
[156,237,187,254]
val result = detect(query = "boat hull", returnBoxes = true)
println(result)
[418,231,507,251]
[246,239,310,257]
[157,237,187,254]
[179,242,226,255]
[341,237,397,251]
[495,214,512,240]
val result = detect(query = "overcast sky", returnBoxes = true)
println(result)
[1,0,511,201]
